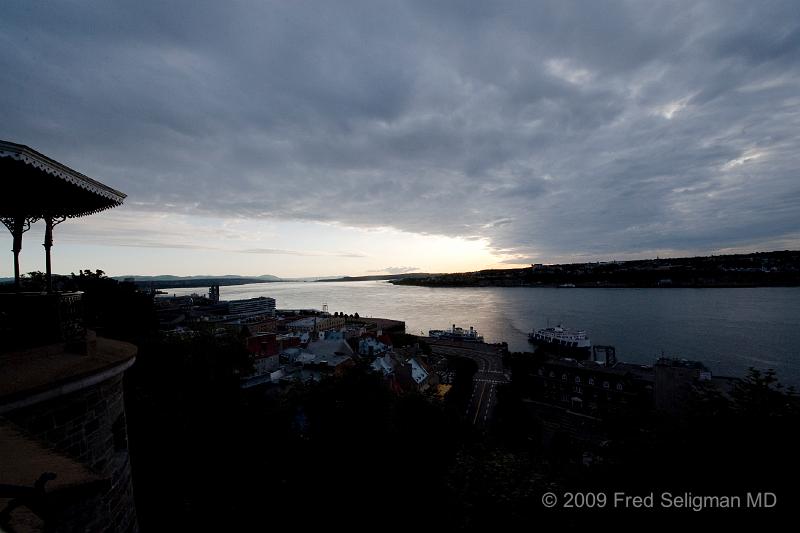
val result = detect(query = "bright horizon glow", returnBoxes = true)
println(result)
[2,207,795,279]
[0,208,511,278]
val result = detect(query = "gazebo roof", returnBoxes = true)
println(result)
[0,140,126,219]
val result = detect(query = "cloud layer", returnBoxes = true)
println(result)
[2,0,799,263]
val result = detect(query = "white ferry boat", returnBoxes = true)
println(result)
[528,324,591,356]
[429,324,484,343]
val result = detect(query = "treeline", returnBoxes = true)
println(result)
[134,277,275,290]
[393,250,800,288]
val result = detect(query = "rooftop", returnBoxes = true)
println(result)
[287,317,319,328]
[307,338,353,356]
[536,356,655,382]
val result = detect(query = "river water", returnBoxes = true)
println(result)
[162,281,800,386]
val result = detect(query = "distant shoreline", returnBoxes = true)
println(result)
[316,273,434,283]
[390,250,800,289]
[131,277,282,290]
[391,280,800,288]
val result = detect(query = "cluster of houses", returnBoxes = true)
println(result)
[241,325,436,393]
[155,286,436,393]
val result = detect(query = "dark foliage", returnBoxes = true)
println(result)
[67,270,158,341]
[126,346,473,530]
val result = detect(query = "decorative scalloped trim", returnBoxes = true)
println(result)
[0,150,125,204]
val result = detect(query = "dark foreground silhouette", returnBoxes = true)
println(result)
[41,272,797,530]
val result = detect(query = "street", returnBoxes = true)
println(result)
[427,338,509,428]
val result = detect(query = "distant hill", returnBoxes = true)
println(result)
[317,273,434,282]
[113,274,282,282]
[114,274,283,290]
[391,250,800,288]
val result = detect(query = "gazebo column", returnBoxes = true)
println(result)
[43,216,66,293]
[12,217,24,289]
[44,216,53,292]
[1,215,34,290]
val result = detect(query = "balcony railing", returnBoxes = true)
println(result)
[0,292,86,352]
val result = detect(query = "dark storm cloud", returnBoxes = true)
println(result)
[2,0,799,262]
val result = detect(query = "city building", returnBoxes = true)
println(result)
[227,296,275,317]
[358,333,392,358]
[522,353,654,416]
[208,285,220,303]
[395,357,433,392]
[513,345,740,455]
[276,339,355,383]
[654,357,717,414]
[357,317,406,334]
[286,315,345,334]
[370,350,435,393]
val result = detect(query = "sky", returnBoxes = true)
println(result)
[2,0,799,278]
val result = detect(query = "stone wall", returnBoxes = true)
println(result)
[5,372,138,532]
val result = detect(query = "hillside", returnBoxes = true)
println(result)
[391,251,800,288]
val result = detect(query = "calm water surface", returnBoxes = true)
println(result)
[163,281,800,385]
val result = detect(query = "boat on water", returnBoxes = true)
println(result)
[528,324,591,357]
[558,283,576,288]
[429,324,484,342]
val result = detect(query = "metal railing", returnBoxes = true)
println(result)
[0,291,85,352]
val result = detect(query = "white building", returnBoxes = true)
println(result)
[227,297,276,317]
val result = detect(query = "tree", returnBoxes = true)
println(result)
[730,367,796,416]
[67,269,156,341]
